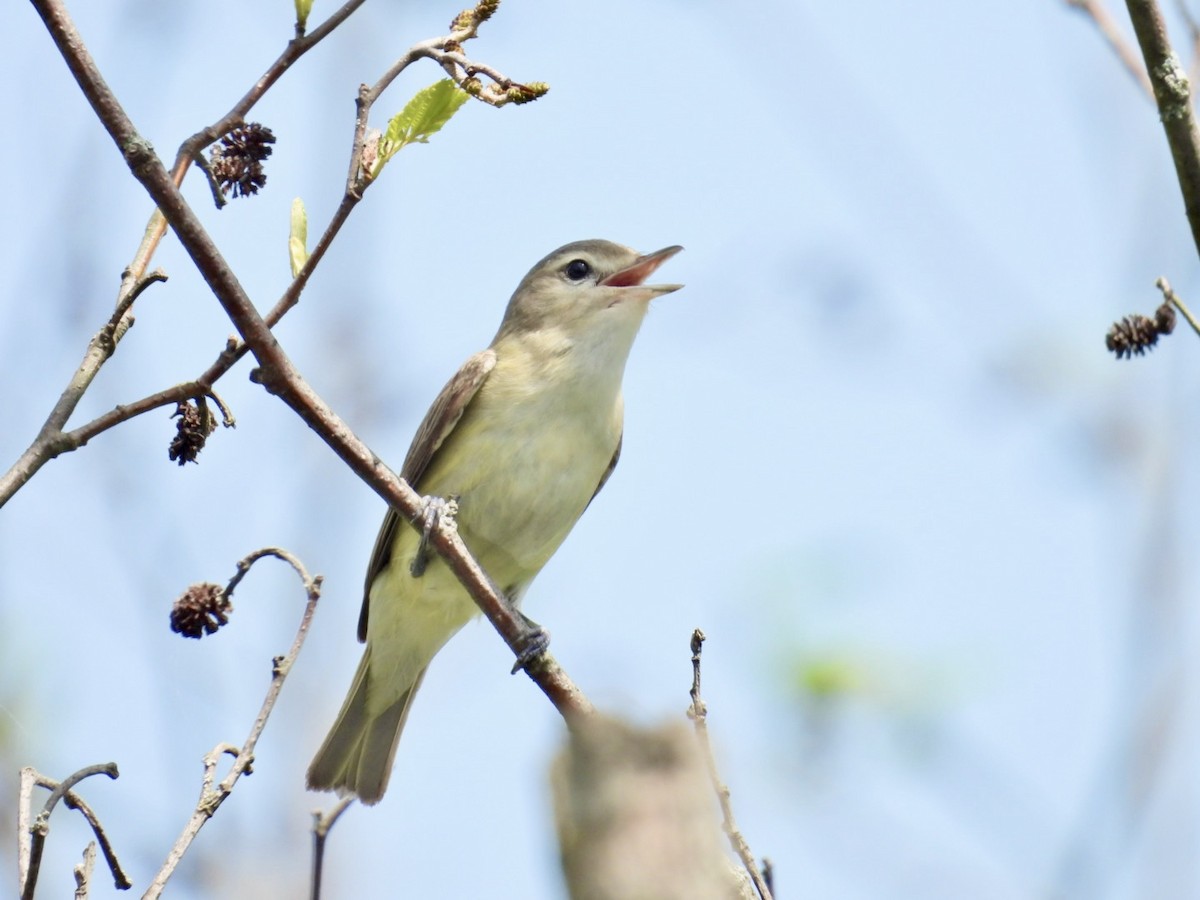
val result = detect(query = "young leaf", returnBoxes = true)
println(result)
[374,80,470,176]
[289,197,308,278]
[295,0,314,30]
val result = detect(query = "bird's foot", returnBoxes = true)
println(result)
[409,494,458,578]
[510,613,550,674]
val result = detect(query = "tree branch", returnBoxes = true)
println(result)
[688,631,773,900]
[0,268,168,503]
[18,764,130,900]
[73,842,97,900]
[309,797,356,900]
[146,547,323,897]
[1124,0,1200,256]
[1156,275,1200,335]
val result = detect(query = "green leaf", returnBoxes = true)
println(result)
[295,0,314,30]
[797,658,863,698]
[374,79,470,175]
[289,197,308,278]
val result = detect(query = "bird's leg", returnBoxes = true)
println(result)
[409,494,459,578]
[509,609,551,674]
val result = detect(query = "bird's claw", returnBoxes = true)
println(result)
[409,495,458,578]
[510,615,550,674]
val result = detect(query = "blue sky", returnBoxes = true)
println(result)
[4,1,1200,897]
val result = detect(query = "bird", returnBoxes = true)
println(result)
[306,239,683,804]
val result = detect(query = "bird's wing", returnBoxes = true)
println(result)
[586,433,622,510]
[357,349,497,641]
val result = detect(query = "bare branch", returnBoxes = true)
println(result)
[310,797,356,900]
[1156,276,1200,335]
[191,152,229,209]
[73,841,97,900]
[260,193,357,329]
[206,389,237,428]
[18,764,130,900]
[1123,0,1200,256]
[146,549,323,898]
[114,268,168,325]
[687,631,773,900]
[0,268,168,504]
[17,768,35,894]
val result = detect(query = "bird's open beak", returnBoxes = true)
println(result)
[601,245,684,295]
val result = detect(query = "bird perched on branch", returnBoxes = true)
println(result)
[308,239,683,804]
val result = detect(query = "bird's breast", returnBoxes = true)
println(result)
[418,360,623,590]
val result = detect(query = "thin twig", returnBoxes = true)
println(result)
[261,193,357,327]
[206,389,236,427]
[17,768,34,892]
[59,791,130,890]
[17,767,35,879]
[144,549,324,899]
[310,796,356,900]
[1067,0,1157,98]
[18,764,130,900]
[74,842,97,900]
[62,380,219,451]
[1155,276,1200,335]
[112,269,168,329]
[0,266,169,504]
[1124,0,1200,256]
[173,0,370,167]
[687,630,773,900]
[191,153,228,209]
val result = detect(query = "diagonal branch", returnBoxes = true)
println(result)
[0,268,168,502]
[1124,0,1200,256]
[1156,276,1200,335]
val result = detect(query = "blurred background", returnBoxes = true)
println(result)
[3,1,1199,897]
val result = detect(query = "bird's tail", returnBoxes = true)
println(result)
[306,646,426,805]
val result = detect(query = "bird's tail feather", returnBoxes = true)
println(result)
[306,646,426,805]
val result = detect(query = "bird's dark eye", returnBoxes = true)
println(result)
[565,259,591,282]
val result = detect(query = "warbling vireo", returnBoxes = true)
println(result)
[307,239,683,804]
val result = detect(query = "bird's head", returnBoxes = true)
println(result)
[496,240,683,344]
